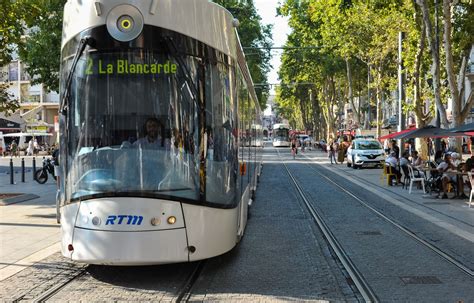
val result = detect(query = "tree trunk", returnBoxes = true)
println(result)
[376,65,382,138]
[346,58,360,125]
[443,0,460,128]
[416,0,449,128]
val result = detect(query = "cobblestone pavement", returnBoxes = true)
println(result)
[0,148,358,302]
[1,147,473,302]
[287,150,474,302]
[189,150,357,302]
[0,253,85,301]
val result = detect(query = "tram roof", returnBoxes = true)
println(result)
[62,0,237,58]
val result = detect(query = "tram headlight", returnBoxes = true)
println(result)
[91,216,101,226]
[117,15,134,33]
[151,217,161,226]
[167,216,177,225]
[106,4,144,42]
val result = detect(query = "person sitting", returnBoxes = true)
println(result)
[399,151,410,167]
[386,152,402,185]
[134,117,167,149]
[450,152,461,167]
[410,150,425,178]
[464,155,474,172]
[436,153,457,199]
[411,151,423,167]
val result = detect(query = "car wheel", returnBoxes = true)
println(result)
[347,162,351,167]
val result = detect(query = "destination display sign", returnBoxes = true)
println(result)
[86,59,178,75]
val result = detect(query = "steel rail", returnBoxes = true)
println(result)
[303,155,474,278]
[276,149,379,303]
[28,268,87,302]
[176,260,206,302]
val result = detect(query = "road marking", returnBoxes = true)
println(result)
[313,159,474,243]
[0,242,60,281]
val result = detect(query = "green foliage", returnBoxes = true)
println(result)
[213,0,273,109]
[0,0,41,113]
[19,0,66,93]
[0,82,20,115]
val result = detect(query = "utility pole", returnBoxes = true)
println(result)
[365,64,371,130]
[398,32,406,158]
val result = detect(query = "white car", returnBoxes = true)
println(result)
[346,139,385,169]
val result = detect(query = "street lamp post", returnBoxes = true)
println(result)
[434,0,441,152]
[398,32,406,158]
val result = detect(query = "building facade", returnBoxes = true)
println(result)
[0,59,59,143]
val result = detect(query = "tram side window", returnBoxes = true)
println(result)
[204,59,237,205]
[238,70,250,193]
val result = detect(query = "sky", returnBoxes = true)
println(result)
[253,0,291,96]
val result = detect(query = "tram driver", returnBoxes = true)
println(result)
[133,117,172,150]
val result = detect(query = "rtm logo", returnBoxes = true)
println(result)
[106,215,143,225]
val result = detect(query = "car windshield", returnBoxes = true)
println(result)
[355,141,382,150]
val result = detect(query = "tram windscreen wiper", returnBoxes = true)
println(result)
[60,36,92,115]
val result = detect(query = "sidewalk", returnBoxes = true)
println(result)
[303,149,474,244]
[0,156,59,281]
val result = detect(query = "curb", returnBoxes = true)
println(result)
[0,194,40,206]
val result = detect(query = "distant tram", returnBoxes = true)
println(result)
[58,0,262,265]
[272,123,291,147]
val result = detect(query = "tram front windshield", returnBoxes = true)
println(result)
[61,46,237,206]
[274,129,289,141]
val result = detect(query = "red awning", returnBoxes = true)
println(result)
[379,128,416,141]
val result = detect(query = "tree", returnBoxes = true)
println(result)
[213,0,273,109]
[19,0,66,92]
[0,0,34,113]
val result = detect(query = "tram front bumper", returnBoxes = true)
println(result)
[70,227,189,265]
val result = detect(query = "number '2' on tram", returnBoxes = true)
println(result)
[58,0,263,265]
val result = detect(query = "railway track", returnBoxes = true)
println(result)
[276,148,379,302]
[276,147,474,301]
[12,261,206,302]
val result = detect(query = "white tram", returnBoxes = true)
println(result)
[58,0,262,265]
[272,123,291,147]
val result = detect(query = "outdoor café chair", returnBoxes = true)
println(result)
[400,165,410,190]
[468,172,474,208]
[408,165,425,194]
[382,164,396,186]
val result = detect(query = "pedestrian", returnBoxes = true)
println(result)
[328,139,337,164]
[11,140,18,157]
[337,139,345,164]
[27,139,34,156]
[291,138,297,159]
[383,138,390,155]
[33,139,39,155]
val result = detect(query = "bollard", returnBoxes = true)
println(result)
[32,157,36,181]
[21,158,25,182]
[10,158,14,184]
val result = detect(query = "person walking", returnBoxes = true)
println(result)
[328,139,337,164]
[27,139,34,156]
[291,138,297,159]
[11,140,18,157]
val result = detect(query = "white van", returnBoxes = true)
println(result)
[2,132,53,153]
